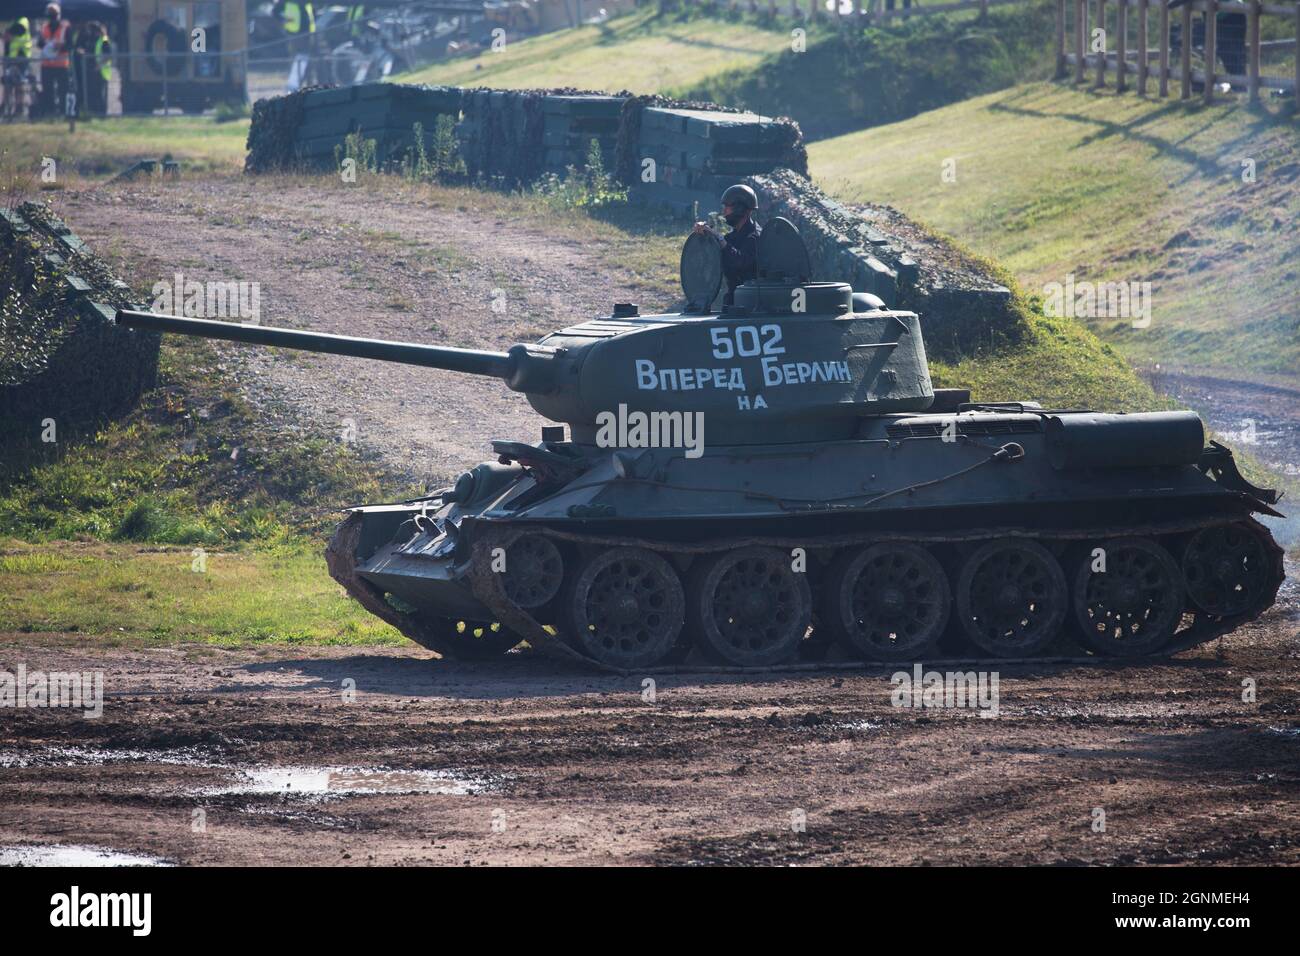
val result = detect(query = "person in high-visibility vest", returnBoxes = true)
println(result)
[3,16,35,119]
[346,4,367,40]
[276,1,316,53]
[86,21,111,116]
[37,3,71,119]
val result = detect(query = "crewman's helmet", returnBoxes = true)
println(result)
[720,184,757,213]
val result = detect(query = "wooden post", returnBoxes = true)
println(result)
[1247,0,1260,103]
[1204,0,1217,103]
[1056,0,1068,78]
[1158,0,1169,96]
[1076,0,1087,83]
[1180,1,1192,98]
[1117,0,1128,91]
[980,0,989,20]
[1094,0,1107,88]
[1137,0,1148,94]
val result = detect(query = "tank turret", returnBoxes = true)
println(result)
[117,220,935,445]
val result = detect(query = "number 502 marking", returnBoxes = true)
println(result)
[710,324,785,360]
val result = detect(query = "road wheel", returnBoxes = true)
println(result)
[560,547,685,669]
[824,543,950,662]
[501,533,564,611]
[687,546,811,666]
[1073,537,1185,656]
[1182,523,1272,618]
[955,539,1067,657]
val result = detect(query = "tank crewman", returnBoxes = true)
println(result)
[36,3,71,118]
[692,184,762,306]
[3,16,34,119]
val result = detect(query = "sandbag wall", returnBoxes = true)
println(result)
[246,83,464,173]
[630,106,808,219]
[542,95,625,174]
[243,83,805,201]
[0,203,158,439]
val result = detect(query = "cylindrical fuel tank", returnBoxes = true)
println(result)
[1045,411,1205,470]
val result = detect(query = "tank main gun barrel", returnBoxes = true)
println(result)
[116,310,525,381]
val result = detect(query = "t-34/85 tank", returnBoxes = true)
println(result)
[115,219,1285,672]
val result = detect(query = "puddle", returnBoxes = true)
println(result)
[204,766,492,798]
[0,746,497,801]
[831,720,882,733]
[1150,372,1300,547]
[0,844,173,867]
[0,745,220,769]
[1154,373,1300,477]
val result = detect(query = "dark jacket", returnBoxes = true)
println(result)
[721,218,760,305]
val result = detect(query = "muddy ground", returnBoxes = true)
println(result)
[2,567,1297,866]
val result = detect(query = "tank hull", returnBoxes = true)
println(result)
[327,409,1286,671]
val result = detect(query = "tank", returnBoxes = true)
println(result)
[115,219,1286,672]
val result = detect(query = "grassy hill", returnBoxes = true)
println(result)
[678,3,1058,138]
[400,7,817,95]
[809,82,1300,384]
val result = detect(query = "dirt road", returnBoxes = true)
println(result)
[2,566,1297,866]
[60,177,674,485]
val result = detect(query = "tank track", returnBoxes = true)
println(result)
[329,511,1285,675]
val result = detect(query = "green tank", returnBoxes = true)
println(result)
[116,219,1285,671]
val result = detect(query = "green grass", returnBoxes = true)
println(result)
[0,538,400,645]
[680,2,1058,138]
[0,334,388,545]
[0,115,249,183]
[400,7,813,95]
[0,173,690,647]
[809,81,1300,382]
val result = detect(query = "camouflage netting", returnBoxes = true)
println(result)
[0,202,158,440]
[746,170,1017,361]
[458,88,550,188]
[244,85,318,174]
